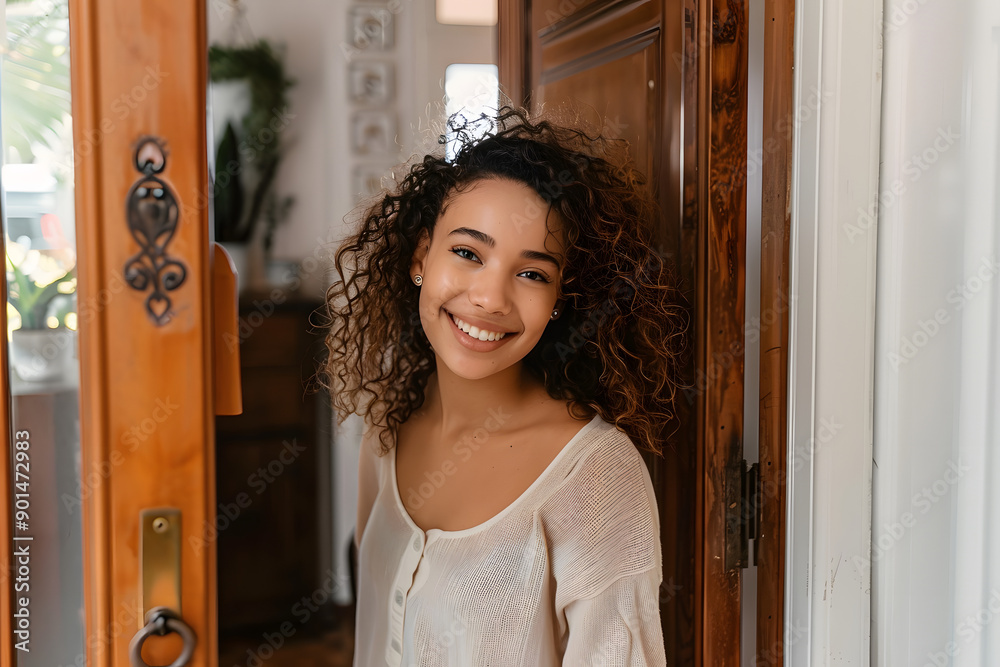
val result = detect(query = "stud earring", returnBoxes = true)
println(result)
[550,309,559,320]
[413,275,422,286]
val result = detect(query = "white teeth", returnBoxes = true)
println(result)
[451,313,506,341]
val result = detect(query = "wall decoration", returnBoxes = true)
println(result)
[352,110,396,155]
[353,165,391,204]
[349,60,394,105]
[349,5,394,52]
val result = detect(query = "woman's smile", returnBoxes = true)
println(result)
[445,308,518,351]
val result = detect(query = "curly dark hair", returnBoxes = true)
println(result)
[316,104,691,457]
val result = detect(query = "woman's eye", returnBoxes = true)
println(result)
[451,247,480,262]
[519,271,551,283]
[451,248,479,261]
[452,247,550,283]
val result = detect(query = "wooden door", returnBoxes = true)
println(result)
[0,0,238,665]
[499,0,795,664]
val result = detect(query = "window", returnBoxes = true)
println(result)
[443,63,499,163]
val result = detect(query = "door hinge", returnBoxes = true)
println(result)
[725,459,760,570]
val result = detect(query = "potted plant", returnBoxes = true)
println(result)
[209,39,296,291]
[0,0,78,384]
[7,258,77,383]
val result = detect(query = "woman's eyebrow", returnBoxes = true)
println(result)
[447,227,562,267]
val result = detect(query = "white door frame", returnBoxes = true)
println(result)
[784,0,884,664]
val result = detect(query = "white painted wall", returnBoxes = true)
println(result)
[872,0,1000,665]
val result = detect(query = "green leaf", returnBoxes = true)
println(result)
[213,121,245,241]
[2,2,72,162]
[208,40,295,242]
[8,262,74,329]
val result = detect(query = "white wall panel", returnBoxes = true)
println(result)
[873,0,1000,664]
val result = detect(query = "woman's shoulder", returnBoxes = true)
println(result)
[562,411,648,467]
[540,413,662,595]
[358,420,395,486]
[543,412,657,512]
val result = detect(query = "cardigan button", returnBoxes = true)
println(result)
[395,590,404,606]
[391,639,401,652]
[412,535,421,551]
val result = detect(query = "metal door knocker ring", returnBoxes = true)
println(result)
[128,606,197,667]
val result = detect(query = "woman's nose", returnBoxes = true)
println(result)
[467,270,512,315]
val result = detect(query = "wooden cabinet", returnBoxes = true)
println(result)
[215,292,331,632]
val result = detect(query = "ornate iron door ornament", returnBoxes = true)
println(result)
[124,137,187,325]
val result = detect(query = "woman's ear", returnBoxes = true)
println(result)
[410,228,430,280]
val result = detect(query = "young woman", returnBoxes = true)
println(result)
[321,105,689,666]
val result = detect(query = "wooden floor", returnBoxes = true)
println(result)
[219,603,355,666]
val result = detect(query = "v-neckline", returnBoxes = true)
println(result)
[390,413,602,539]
